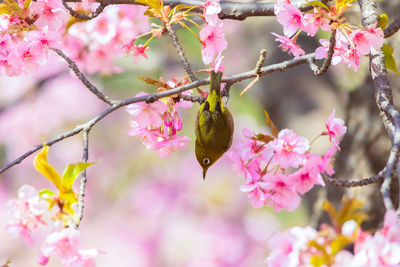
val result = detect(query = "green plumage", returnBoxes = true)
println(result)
[195,71,234,179]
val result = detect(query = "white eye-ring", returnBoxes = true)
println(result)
[203,157,211,166]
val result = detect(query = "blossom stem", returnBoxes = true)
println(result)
[184,17,202,29]
[179,21,201,41]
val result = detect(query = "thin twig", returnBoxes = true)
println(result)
[384,17,400,38]
[64,0,329,20]
[240,49,267,96]
[308,29,337,76]
[165,23,197,81]
[74,130,90,229]
[52,48,118,106]
[0,53,314,175]
[322,169,384,188]
[62,0,107,20]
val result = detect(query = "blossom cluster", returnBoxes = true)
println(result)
[0,0,67,76]
[5,146,98,266]
[6,184,48,245]
[266,202,400,267]
[64,4,149,74]
[126,78,192,158]
[273,0,384,71]
[6,185,99,266]
[200,0,227,70]
[229,110,346,211]
[0,0,149,76]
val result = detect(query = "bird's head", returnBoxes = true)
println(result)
[195,144,223,179]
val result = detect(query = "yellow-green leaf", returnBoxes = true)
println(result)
[310,255,327,267]
[323,200,338,225]
[59,191,77,215]
[304,0,329,10]
[23,0,32,9]
[337,198,367,226]
[61,162,94,190]
[383,44,400,76]
[264,110,279,137]
[136,0,162,10]
[34,145,62,190]
[379,13,388,30]
[331,235,353,255]
[0,0,23,15]
[38,188,55,198]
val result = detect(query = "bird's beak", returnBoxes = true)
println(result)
[203,167,208,180]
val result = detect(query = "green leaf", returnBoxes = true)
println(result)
[34,145,63,190]
[304,0,329,10]
[383,44,400,76]
[136,0,162,10]
[38,188,55,198]
[331,235,353,255]
[23,0,31,9]
[379,13,388,30]
[61,162,94,190]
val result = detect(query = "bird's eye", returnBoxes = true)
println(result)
[203,157,211,166]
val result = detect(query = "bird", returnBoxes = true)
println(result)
[195,71,234,179]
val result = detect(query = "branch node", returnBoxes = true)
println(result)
[308,29,337,76]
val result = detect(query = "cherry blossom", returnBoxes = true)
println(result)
[289,154,324,194]
[126,92,168,128]
[271,32,305,59]
[265,226,317,267]
[274,0,307,37]
[126,90,192,157]
[6,184,48,244]
[131,44,151,63]
[200,23,228,65]
[323,110,347,148]
[202,0,221,26]
[268,129,309,169]
[38,228,99,266]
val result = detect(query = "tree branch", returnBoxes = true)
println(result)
[0,53,314,175]
[359,0,400,212]
[74,129,89,229]
[52,48,118,106]
[64,0,325,20]
[322,169,384,188]
[384,17,400,38]
[165,23,197,81]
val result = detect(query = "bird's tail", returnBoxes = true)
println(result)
[208,71,223,112]
[210,71,222,97]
